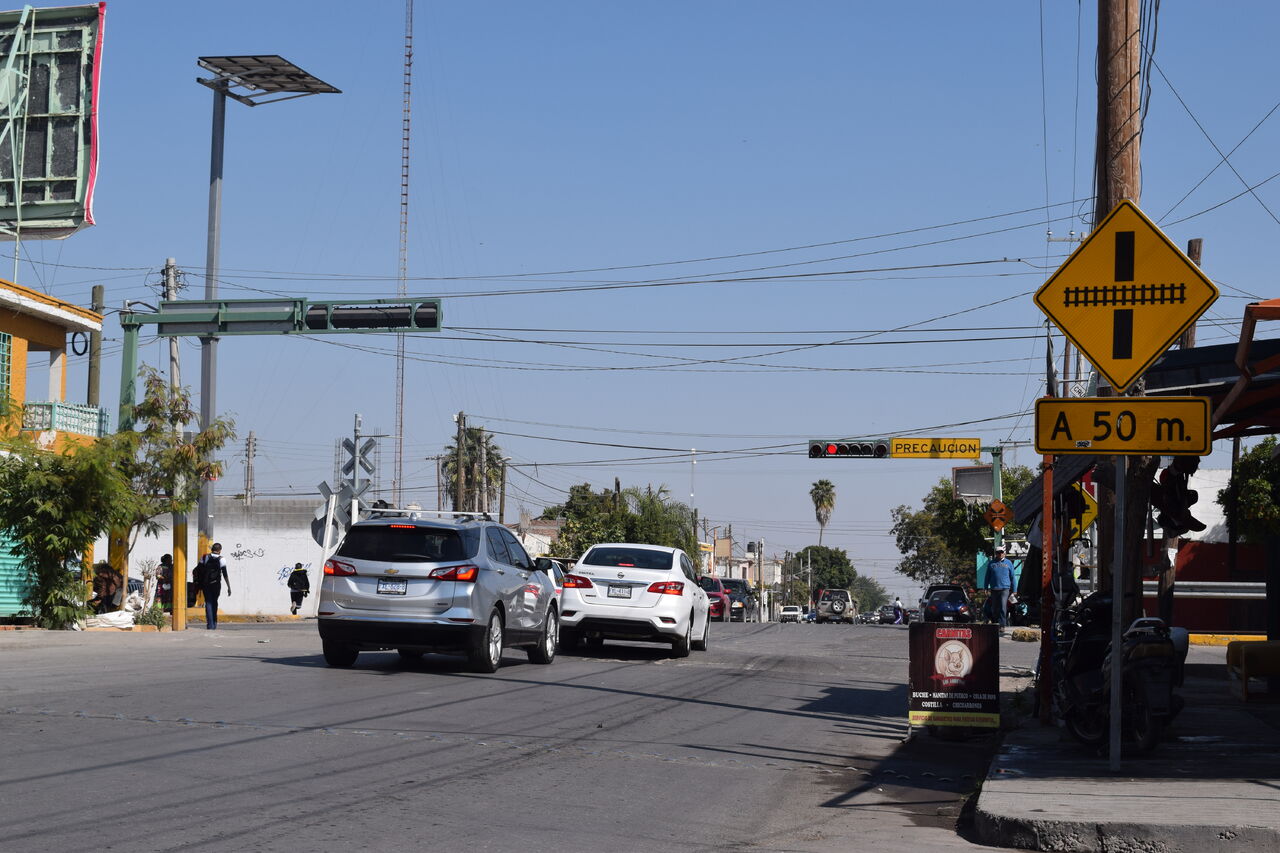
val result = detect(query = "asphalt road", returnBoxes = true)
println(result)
[0,621,1038,852]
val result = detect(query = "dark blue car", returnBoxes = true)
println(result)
[922,584,973,623]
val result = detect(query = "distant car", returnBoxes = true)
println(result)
[858,611,878,624]
[803,609,817,623]
[878,604,898,624]
[922,584,973,623]
[779,605,803,623]
[559,543,710,656]
[907,608,922,623]
[815,588,855,624]
[697,575,732,622]
[719,577,761,622]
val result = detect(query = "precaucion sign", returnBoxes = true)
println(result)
[1034,397,1211,455]
[890,437,981,459]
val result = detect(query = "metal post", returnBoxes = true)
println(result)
[198,81,227,562]
[87,285,104,406]
[1110,455,1127,772]
[991,446,1004,550]
[164,261,187,631]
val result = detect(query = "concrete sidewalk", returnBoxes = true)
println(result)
[975,646,1280,852]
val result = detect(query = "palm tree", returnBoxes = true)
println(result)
[810,479,835,546]
[441,428,505,512]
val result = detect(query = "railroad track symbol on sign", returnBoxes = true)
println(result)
[1034,200,1217,393]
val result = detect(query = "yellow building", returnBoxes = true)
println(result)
[0,279,104,616]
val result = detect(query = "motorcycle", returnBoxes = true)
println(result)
[1053,591,1188,753]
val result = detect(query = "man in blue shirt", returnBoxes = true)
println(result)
[985,545,1016,630]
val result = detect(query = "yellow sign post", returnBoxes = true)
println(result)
[1034,397,1211,455]
[890,437,981,459]
[1034,200,1217,392]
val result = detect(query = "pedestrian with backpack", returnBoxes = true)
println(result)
[287,562,310,615]
[196,543,231,630]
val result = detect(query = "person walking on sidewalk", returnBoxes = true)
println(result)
[196,543,231,630]
[287,562,310,615]
[986,545,1015,630]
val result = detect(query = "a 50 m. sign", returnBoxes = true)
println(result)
[1035,397,1210,456]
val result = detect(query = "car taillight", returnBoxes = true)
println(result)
[927,605,937,613]
[647,581,684,595]
[958,604,969,612]
[428,564,479,582]
[324,559,357,577]
[563,574,594,589]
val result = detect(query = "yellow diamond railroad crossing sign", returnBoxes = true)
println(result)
[1034,200,1218,393]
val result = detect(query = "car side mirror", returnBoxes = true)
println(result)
[534,557,553,572]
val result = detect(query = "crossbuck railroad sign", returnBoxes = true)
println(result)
[1034,200,1218,393]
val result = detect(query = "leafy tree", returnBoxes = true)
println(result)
[442,427,504,512]
[809,479,835,546]
[1218,437,1280,543]
[850,574,889,612]
[116,367,235,553]
[546,482,695,559]
[889,465,1034,588]
[0,438,135,628]
[0,368,234,628]
[796,544,857,592]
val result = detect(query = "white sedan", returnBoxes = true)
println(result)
[559,543,709,657]
[779,605,803,623]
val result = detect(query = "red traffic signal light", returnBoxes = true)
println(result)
[808,440,891,458]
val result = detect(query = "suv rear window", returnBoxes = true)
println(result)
[336,524,478,563]
[697,576,722,592]
[720,578,751,594]
[582,547,672,570]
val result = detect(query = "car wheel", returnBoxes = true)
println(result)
[692,614,709,651]
[467,608,504,673]
[397,648,423,662]
[671,615,692,658]
[528,608,558,665]
[323,639,358,668]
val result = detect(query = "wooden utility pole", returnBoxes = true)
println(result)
[163,260,189,631]
[1094,0,1144,772]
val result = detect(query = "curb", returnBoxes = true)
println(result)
[974,803,1279,852]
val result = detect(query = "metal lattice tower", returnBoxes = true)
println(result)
[393,0,414,505]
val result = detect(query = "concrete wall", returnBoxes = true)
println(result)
[96,497,325,617]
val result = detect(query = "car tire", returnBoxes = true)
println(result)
[671,615,692,658]
[323,639,358,668]
[467,608,504,674]
[527,608,558,665]
[692,615,709,651]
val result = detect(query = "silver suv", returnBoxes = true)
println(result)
[317,511,559,673]
[815,588,855,624]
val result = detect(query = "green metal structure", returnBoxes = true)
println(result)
[117,296,443,431]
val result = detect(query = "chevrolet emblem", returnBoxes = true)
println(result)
[385,568,399,575]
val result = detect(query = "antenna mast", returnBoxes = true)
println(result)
[393,0,414,505]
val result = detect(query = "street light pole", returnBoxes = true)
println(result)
[197,78,227,561]
[193,56,341,560]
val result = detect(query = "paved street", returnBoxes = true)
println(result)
[0,622,1038,852]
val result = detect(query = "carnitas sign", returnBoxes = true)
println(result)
[908,623,1000,728]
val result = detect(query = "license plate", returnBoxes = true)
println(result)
[943,615,954,621]
[377,578,408,595]
[607,585,631,599]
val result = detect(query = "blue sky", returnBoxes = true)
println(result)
[19,1,1280,600]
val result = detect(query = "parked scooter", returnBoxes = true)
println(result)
[1053,591,1188,753]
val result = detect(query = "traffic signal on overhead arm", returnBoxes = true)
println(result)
[808,440,891,459]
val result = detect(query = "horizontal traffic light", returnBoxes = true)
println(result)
[809,440,891,458]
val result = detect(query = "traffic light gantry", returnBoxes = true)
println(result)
[808,439,891,459]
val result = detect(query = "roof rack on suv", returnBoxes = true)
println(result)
[364,508,493,522]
